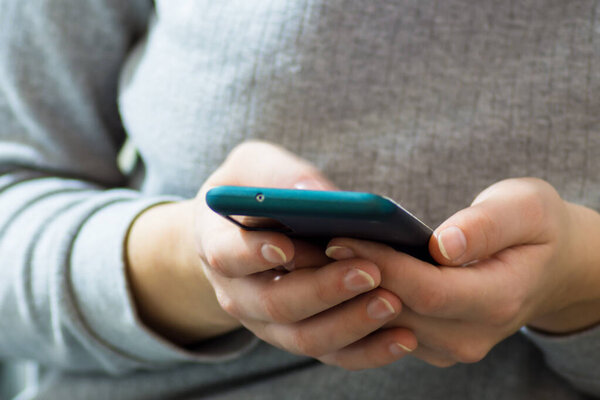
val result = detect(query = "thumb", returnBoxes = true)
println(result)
[429,179,558,266]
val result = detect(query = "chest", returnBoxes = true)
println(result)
[120,0,600,226]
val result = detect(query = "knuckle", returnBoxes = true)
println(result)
[343,318,370,341]
[205,250,231,277]
[260,291,293,323]
[450,341,490,364]
[487,299,521,327]
[313,276,334,306]
[518,183,547,220]
[228,141,253,159]
[250,323,283,349]
[228,140,272,162]
[291,329,323,358]
[411,287,447,316]
[472,208,500,256]
[216,292,241,319]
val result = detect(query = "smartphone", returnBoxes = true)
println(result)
[206,185,434,262]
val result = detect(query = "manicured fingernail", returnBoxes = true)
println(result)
[344,268,376,292]
[326,246,355,260]
[389,343,413,357]
[261,244,287,264]
[367,297,396,320]
[436,226,467,261]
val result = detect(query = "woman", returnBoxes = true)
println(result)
[1,0,599,398]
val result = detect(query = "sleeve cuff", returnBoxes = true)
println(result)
[69,193,257,368]
[521,324,600,394]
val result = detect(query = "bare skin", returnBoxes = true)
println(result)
[126,142,600,370]
[325,178,600,367]
[126,141,415,369]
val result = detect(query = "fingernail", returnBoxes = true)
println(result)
[261,244,287,264]
[389,343,413,357]
[283,260,295,271]
[326,246,355,260]
[436,226,467,261]
[367,297,396,320]
[294,179,327,190]
[344,268,376,292]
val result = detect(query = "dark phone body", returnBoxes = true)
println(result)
[206,186,434,263]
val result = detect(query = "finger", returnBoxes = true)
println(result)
[210,141,338,190]
[318,328,417,371]
[327,238,449,316]
[198,195,331,277]
[197,141,338,277]
[248,288,402,358]
[199,218,297,277]
[429,178,561,266]
[286,239,332,270]
[326,238,540,321]
[410,344,457,368]
[386,307,503,364]
[218,258,383,323]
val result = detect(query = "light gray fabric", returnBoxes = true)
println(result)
[1,0,600,398]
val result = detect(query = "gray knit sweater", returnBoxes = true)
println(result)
[1,0,600,399]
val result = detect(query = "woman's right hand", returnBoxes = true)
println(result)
[126,141,416,370]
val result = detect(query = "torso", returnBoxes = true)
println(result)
[120,0,600,226]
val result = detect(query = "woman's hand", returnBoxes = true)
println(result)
[326,178,600,367]
[126,141,415,369]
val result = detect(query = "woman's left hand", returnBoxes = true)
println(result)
[325,178,600,368]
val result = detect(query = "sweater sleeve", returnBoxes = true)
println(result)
[0,0,255,375]
[521,325,600,396]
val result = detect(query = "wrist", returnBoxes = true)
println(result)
[125,200,240,344]
[528,202,600,333]
[528,299,600,334]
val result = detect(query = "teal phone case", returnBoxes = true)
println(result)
[206,186,433,262]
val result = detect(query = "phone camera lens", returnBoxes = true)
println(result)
[256,193,265,202]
